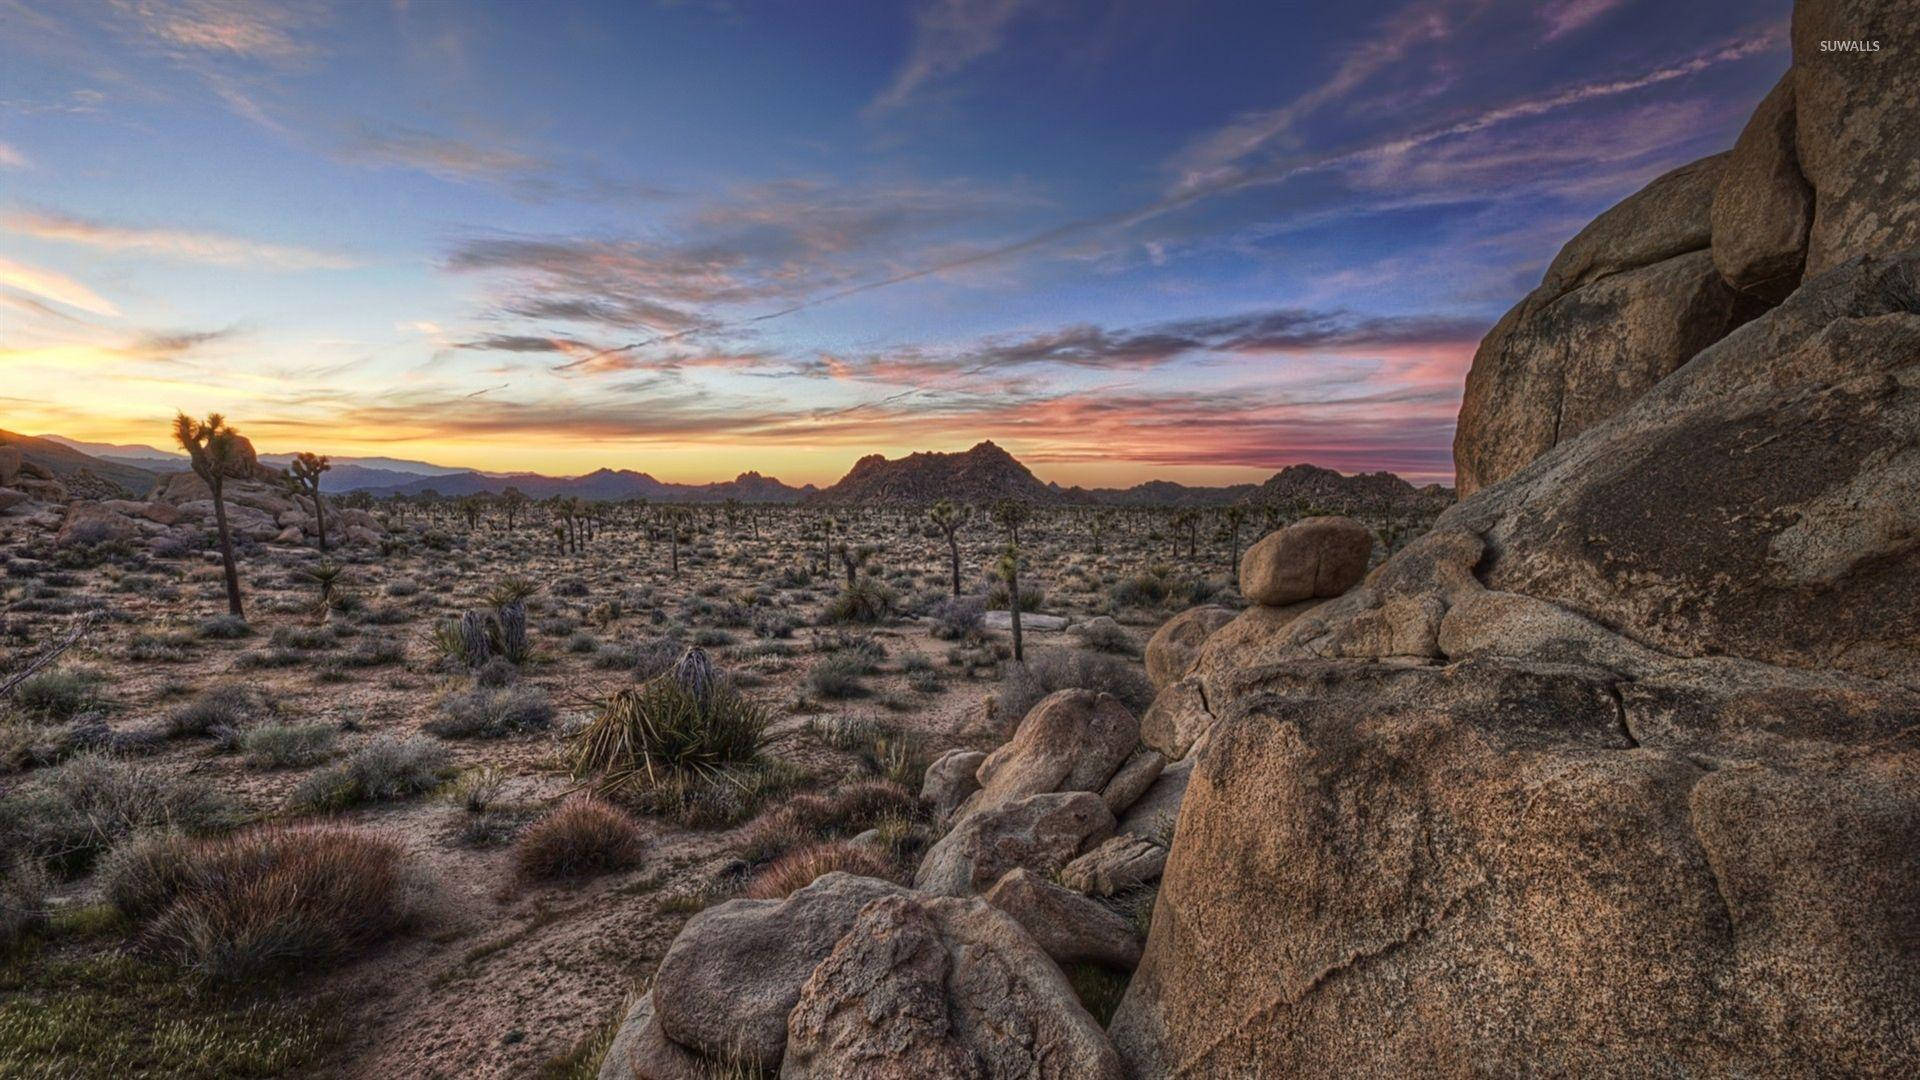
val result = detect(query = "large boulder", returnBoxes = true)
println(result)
[1540,153,1725,296]
[960,689,1139,816]
[650,872,909,1070]
[1453,247,1764,496]
[0,446,20,486]
[985,867,1142,970]
[597,993,710,1080]
[55,504,137,548]
[916,791,1115,897]
[1060,834,1167,897]
[920,748,986,824]
[1460,253,1920,688]
[1712,74,1812,301]
[1144,605,1234,689]
[0,487,26,513]
[782,892,1125,1079]
[1237,516,1374,606]
[1793,0,1920,275]
[1115,758,1192,846]
[1109,658,1920,1077]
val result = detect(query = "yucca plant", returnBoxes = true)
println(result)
[298,563,346,612]
[567,648,767,797]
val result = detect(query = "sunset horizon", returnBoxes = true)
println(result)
[2,1,1792,488]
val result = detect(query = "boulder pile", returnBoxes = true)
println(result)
[600,518,1377,1079]
[1110,4,1920,1074]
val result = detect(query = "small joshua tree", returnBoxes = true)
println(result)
[173,412,248,617]
[1223,505,1247,571]
[928,500,969,596]
[285,452,331,551]
[991,499,1032,662]
[300,562,345,613]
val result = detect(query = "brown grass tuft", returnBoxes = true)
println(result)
[513,798,646,882]
[741,841,895,900]
[101,824,411,981]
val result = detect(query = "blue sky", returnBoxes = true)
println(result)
[0,0,1791,485]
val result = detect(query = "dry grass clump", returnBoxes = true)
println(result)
[0,754,236,875]
[998,646,1154,721]
[741,841,895,900]
[166,683,266,738]
[288,735,452,812]
[512,798,645,882]
[99,824,411,981]
[425,684,555,739]
[1,857,51,950]
[734,778,921,863]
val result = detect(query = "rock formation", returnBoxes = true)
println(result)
[1111,9,1920,1074]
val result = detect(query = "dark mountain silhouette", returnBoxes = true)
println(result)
[807,441,1061,505]
[361,468,815,503]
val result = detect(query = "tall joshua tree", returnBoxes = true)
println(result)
[991,498,1032,662]
[286,451,331,551]
[928,500,969,596]
[173,412,247,617]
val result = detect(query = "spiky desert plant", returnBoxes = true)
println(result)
[299,562,346,612]
[484,575,537,663]
[286,451,331,551]
[172,412,248,617]
[567,649,767,796]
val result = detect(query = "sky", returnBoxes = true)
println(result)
[0,0,1792,487]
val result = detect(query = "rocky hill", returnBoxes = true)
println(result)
[807,440,1061,506]
[0,430,158,497]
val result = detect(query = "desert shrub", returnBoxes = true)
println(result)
[444,764,507,814]
[339,635,405,667]
[512,798,645,882]
[998,647,1154,722]
[195,614,253,639]
[691,628,732,648]
[475,655,518,687]
[1,857,50,949]
[289,736,452,812]
[564,631,598,654]
[235,647,305,669]
[568,655,768,797]
[806,654,869,698]
[0,755,236,875]
[239,723,337,768]
[426,685,555,739]
[167,684,265,738]
[741,841,895,900]
[1071,619,1138,655]
[928,595,985,640]
[100,825,411,981]
[985,580,1046,613]
[824,578,895,624]
[13,669,103,721]
[125,631,196,663]
[1109,568,1173,609]
[270,625,338,651]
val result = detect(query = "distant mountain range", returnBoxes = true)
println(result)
[16,432,1451,510]
[359,468,817,503]
[805,441,1450,510]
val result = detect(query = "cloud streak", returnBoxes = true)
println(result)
[4,208,354,269]
[0,255,120,316]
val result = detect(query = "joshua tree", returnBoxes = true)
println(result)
[1223,505,1248,571]
[285,451,332,551]
[500,486,529,531]
[485,575,536,663]
[991,498,1032,662]
[928,500,969,596]
[173,412,248,617]
[836,541,877,588]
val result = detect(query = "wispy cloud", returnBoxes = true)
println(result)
[0,255,120,316]
[120,0,320,65]
[1539,0,1629,40]
[868,0,1036,115]
[4,208,354,269]
[0,141,27,169]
